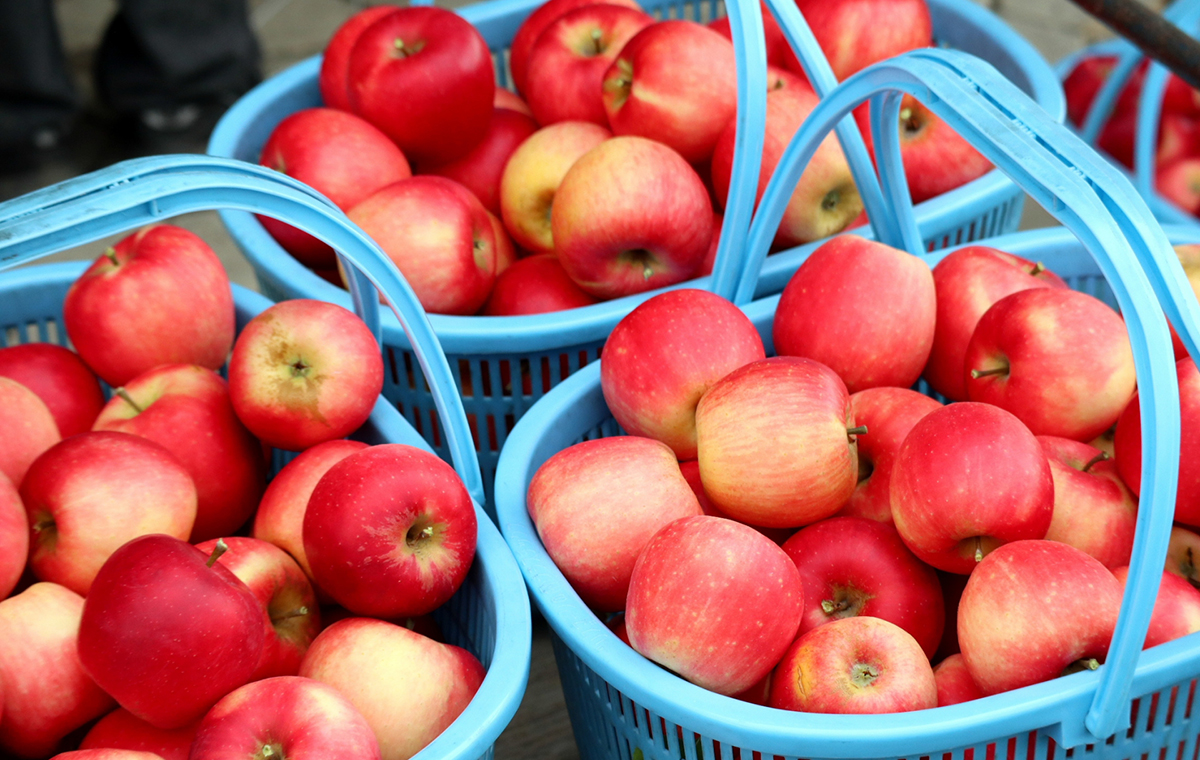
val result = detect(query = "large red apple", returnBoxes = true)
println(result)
[0,473,26,599]
[0,376,60,487]
[1113,566,1200,649]
[0,343,105,438]
[318,5,399,112]
[483,254,599,315]
[423,107,538,216]
[1039,436,1137,569]
[80,709,199,760]
[508,0,643,95]
[793,0,931,81]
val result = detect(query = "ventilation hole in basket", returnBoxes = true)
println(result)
[24,321,40,342]
[1168,684,1181,725]
[429,408,441,449]
[385,347,398,386]
[467,413,480,452]
[487,415,499,452]
[504,413,515,435]
[540,356,552,394]
[926,238,936,253]
[1045,738,1056,760]
[517,357,532,397]
[1148,691,1163,731]
[412,410,424,437]
[1162,747,1171,760]
[402,352,416,390]
[1131,698,1142,738]
[1187,679,1198,719]
[968,220,978,241]
[45,319,60,345]
[1184,739,1193,760]
[457,359,474,398]
[498,359,513,397]
[479,360,493,397]
[4,326,19,346]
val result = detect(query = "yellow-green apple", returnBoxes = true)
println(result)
[348,176,497,315]
[258,108,412,269]
[299,618,484,760]
[252,439,368,589]
[626,515,803,695]
[838,387,941,523]
[772,236,935,392]
[318,5,398,112]
[0,473,26,598]
[933,654,984,706]
[499,121,611,255]
[768,616,937,714]
[781,516,944,658]
[80,709,198,760]
[92,364,264,542]
[0,344,105,438]
[793,0,931,81]
[711,69,862,247]
[965,288,1136,441]
[695,357,858,529]
[524,5,654,127]
[1113,566,1200,649]
[488,211,519,275]
[0,583,115,758]
[601,289,765,459]
[677,460,793,544]
[959,540,1122,695]
[708,4,794,70]
[553,136,712,298]
[20,432,197,595]
[423,107,539,215]
[227,299,383,452]
[1157,158,1200,215]
[1166,525,1200,587]
[508,0,643,95]
[0,376,60,486]
[77,535,265,729]
[601,21,736,163]
[1039,436,1137,569]
[303,444,477,618]
[890,402,1054,573]
[924,245,1067,401]
[346,6,494,166]
[189,676,381,760]
[482,254,599,315]
[526,436,701,611]
[494,87,533,117]
[195,537,321,681]
[63,225,234,387]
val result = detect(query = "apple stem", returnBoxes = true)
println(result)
[32,517,54,534]
[974,537,984,563]
[642,264,653,280]
[206,538,229,568]
[114,387,144,414]
[821,598,850,615]
[846,425,868,442]
[1030,261,1046,276]
[1081,451,1111,472]
[970,365,1008,379]
[591,27,603,55]
[271,606,310,623]
[103,247,119,266]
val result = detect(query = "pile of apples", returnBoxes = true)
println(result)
[1063,55,1200,215]
[528,233,1200,715]
[0,224,482,760]
[256,0,994,317]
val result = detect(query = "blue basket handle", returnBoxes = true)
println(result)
[736,47,1186,745]
[0,154,485,507]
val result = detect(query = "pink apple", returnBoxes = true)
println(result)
[0,473,26,599]
[1157,158,1200,215]
[482,254,599,315]
[933,654,984,706]
[488,211,519,275]
[319,5,399,112]
[63,224,235,387]
[0,376,60,487]
[626,515,803,695]
[0,343,105,438]
[527,436,701,611]
[677,460,793,544]
[793,0,931,81]
[1169,243,1200,359]
[1113,566,1200,649]
[228,299,383,452]
[81,709,199,760]
[423,107,539,215]
[21,431,197,595]
[508,0,643,95]
[1166,525,1200,587]
[1039,436,1137,569]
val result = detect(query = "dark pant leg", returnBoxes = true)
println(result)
[95,0,261,116]
[0,0,79,146]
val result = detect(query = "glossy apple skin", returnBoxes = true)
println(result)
[601,289,765,459]
[601,21,736,163]
[423,108,539,216]
[626,516,803,696]
[553,136,712,299]
[782,516,944,659]
[525,6,654,127]
[711,69,861,247]
[0,473,27,598]
[508,0,643,95]
[77,535,265,729]
[189,676,381,760]
[934,654,984,706]
[1039,436,1137,569]
[0,583,116,758]
[21,431,197,595]
[228,299,384,452]
[773,236,936,393]
[965,288,1136,442]
[1113,566,1200,649]
[258,108,412,268]
[838,387,941,523]
[195,537,321,681]
[696,357,858,529]
[482,254,599,315]
[80,708,198,760]
[349,176,497,315]
[499,121,611,255]
[1166,525,1200,587]
[252,439,368,588]
[300,618,485,760]
[793,0,931,81]
[304,444,477,619]
[93,364,264,542]
[959,540,1122,695]
[769,616,937,714]
[891,403,1054,574]
[318,5,399,112]
[63,225,235,387]
[924,245,1067,401]
[0,344,105,438]
[527,436,701,612]
[347,6,494,166]
[0,376,60,487]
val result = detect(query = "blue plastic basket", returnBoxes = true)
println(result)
[494,46,1200,760]
[0,155,532,760]
[206,0,1063,509]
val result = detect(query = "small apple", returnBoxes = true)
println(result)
[1039,436,1137,569]
[0,343,105,438]
[933,654,984,706]
[80,708,198,760]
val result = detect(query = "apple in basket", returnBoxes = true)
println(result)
[0,375,60,487]
[793,0,932,81]
[423,107,539,216]
[80,708,199,760]
[1039,436,1137,570]
[1166,525,1200,587]
[933,654,984,707]
[483,254,599,316]
[0,473,27,599]
[0,343,106,438]
[1113,567,1200,649]
[508,0,643,96]
[318,5,399,112]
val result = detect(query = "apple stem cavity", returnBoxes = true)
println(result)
[103,247,120,266]
[603,59,634,108]
[114,386,144,414]
[290,358,310,378]
[846,425,868,442]
[851,662,880,688]
[821,189,841,213]
[406,524,435,548]
[1030,262,1046,276]
[206,537,229,568]
[970,364,1009,380]
[392,38,426,58]
[821,598,852,615]
[1081,451,1111,473]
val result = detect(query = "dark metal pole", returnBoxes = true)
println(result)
[1067,0,1200,92]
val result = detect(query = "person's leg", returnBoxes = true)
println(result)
[0,0,80,150]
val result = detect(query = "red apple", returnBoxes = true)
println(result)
[423,107,539,215]
[1166,525,1200,587]
[626,515,803,695]
[80,709,198,760]
[63,224,235,387]
[482,254,599,315]
[0,343,105,438]
[527,436,702,611]
[0,376,60,487]
[889,97,994,205]
[508,0,643,95]
[1157,158,1200,215]
[1063,55,1117,127]
[1113,566,1200,649]
[793,0,931,81]
[1039,436,1137,569]
[494,87,533,117]
[1157,113,1199,168]
[488,211,519,275]
[319,5,399,112]
[228,299,383,452]
[933,654,984,706]
[50,751,164,759]
[0,473,26,599]
[21,431,197,596]
[678,460,793,544]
